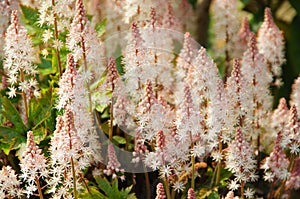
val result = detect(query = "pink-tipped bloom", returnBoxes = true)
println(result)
[20,131,48,198]
[57,54,77,110]
[4,10,40,99]
[155,183,166,199]
[257,8,285,82]
[285,105,300,154]
[290,76,300,116]
[67,0,104,78]
[187,188,196,199]
[240,32,273,135]
[48,108,85,198]
[272,98,289,129]
[237,17,252,57]
[103,143,125,180]
[262,132,290,182]
[156,130,166,153]
[106,57,119,92]
[162,1,181,31]
[226,127,257,188]
[225,59,244,131]
[176,32,198,81]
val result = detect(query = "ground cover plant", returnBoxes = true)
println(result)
[0,0,300,198]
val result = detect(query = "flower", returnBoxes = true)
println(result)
[187,188,196,199]
[290,76,300,117]
[257,8,285,82]
[262,132,289,181]
[228,180,239,191]
[3,10,39,99]
[56,53,77,110]
[172,181,185,193]
[244,188,255,198]
[103,143,125,180]
[211,0,240,59]
[225,128,257,184]
[0,166,22,198]
[155,183,166,199]
[19,131,48,198]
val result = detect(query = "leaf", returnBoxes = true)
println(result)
[0,126,26,155]
[95,18,107,38]
[78,186,106,199]
[32,127,47,144]
[38,56,57,75]
[20,5,39,26]
[115,55,124,75]
[0,126,21,141]
[207,191,220,199]
[28,87,53,129]
[113,135,126,145]
[0,96,27,133]
[95,177,116,198]
[0,142,12,155]
[289,0,300,13]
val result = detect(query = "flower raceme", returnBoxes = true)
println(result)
[4,10,40,99]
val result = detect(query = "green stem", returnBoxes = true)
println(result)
[163,178,172,199]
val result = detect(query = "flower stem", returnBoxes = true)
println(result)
[241,181,245,199]
[189,131,195,190]
[144,171,151,199]
[20,69,28,126]
[51,0,62,77]
[163,178,172,199]
[109,97,114,141]
[278,153,295,199]
[71,157,78,199]
[80,33,93,113]
[215,141,223,186]
[35,177,44,199]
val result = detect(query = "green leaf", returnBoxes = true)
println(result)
[95,18,107,38]
[38,56,57,75]
[0,126,26,155]
[0,126,19,142]
[0,142,12,155]
[113,135,126,145]
[95,177,116,198]
[289,0,300,13]
[207,191,220,199]
[32,127,47,144]
[115,55,124,75]
[0,96,27,133]
[188,0,197,9]
[28,87,53,130]
[78,186,106,199]
[20,5,39,24]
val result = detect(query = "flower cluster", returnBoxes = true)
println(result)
[20,131,48,198]
[3,10,39,99]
